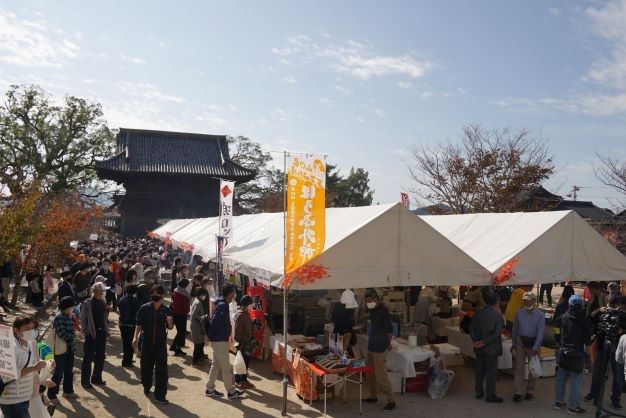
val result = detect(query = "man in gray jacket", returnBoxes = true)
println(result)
[470,292,503,403]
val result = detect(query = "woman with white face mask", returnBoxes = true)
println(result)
[0,315,48,418]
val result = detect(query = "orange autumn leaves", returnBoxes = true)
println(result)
[493,257,520,285]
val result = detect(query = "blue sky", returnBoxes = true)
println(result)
[1,1,625,208]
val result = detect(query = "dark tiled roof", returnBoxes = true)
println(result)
[96,128,255,181]
[553,200,614,220]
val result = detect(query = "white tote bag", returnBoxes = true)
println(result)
[233,350,247,375]
[528,355,543,378]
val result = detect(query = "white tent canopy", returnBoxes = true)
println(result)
[420,210,626,285]
[153,205,626,288]
[153,203,490,289]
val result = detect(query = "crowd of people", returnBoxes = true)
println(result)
[0,237,253,417]
[467,281,626,416]
[2,236,626,417]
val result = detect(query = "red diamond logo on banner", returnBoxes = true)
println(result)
[221,185,232,197]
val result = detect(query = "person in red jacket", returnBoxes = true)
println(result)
[170,278,191,356]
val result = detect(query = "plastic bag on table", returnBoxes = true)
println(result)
[528,354,543,378]
[427,357,455,399]
[233,350,247,375]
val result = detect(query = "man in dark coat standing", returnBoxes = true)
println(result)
[470,292,504,403]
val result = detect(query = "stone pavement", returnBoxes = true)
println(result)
[47,306,610,418]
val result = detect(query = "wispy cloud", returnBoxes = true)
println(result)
[116,81,184,103]
[273,34,435,80]
[319,97,334,107]
[120,54,146,65]
[283,77,297,84]
[548,7,561,17]
[0,11,79,67]
[397,81,412,89]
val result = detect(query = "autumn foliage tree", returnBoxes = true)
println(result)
[407,125,555,213]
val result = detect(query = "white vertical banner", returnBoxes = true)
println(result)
[0,325,18,379]
[219,180,235,246]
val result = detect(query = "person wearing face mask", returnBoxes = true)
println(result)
[170,278,191,356]
[190,288,209,365]
[79,282,109,389]
[511,292,545,403]
[57,271,75,303]
[118,285,140,368]
[362,289,395,412]
[0,315,48,418]
[48,297,77,400]
[584,294,623,408]
[205,284,245,400]
[133,285,174,405]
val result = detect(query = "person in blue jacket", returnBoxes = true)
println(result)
[204,283,245,400]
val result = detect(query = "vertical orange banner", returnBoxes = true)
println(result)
[285,155,326,279]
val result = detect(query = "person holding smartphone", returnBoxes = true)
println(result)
[133,285,174,405]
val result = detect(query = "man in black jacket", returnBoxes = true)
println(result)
[470,292,503,403]
[118,284,140,368]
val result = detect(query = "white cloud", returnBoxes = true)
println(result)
[397,81,412,89]
[116,82,184,103]
[334,84,352,95]
[273,34,435,80]
[0,11,79,67]
[319,97,334,107]
[548,7,561,17]
[283,77,297,84]
[120,54,146,65]
[458,87,468,94]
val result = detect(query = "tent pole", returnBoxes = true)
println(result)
[282,150,288,416]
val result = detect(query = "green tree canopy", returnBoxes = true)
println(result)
[0,84,115,197]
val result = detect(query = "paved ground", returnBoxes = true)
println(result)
[4,283,611,417]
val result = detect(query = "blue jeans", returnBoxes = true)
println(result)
[48,350,75,397]
[555,366,583,409]
[0,401,30,418]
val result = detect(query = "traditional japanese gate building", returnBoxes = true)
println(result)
[96,128,255,236]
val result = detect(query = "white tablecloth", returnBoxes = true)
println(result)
[356,334,434,378]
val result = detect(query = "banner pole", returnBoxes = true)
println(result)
[281,150,288,416]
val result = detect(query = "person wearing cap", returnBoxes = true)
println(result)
[49,296,78,400]
[511,291,545,402]
[470,292,504,403]
[362,289,395,412]
[80,282,109,388]
[553,295,591,415]
[233,295,255,389]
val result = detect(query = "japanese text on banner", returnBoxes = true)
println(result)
[0,325,18,379]
[285,155,326,277]
[219,180,234,245]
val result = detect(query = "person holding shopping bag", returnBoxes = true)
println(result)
[233,296,256,389]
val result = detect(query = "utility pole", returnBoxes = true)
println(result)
[567,185,581,201]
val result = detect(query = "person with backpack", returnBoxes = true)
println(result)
[0,315,47,418]
[48,296,78,400]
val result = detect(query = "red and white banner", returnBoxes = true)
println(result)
[219,180,234,246]
[246,286,267,359]
[401,192,410,208]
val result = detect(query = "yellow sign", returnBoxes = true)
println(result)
[285,155,326,277]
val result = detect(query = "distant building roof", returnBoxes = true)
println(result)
[96,128,255,181]
[412,204,454,215]
[553,200,614,221]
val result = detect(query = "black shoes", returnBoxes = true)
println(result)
[476,393,484,400]
[554,402,566,410]
[205,389,224,397]
[513,394,522,403]
[382,402,396,412]
[91,380,107,386]
[524,393,533,401]
[154,398,169,405]
[227,389,245,400]
[485,396,503,403]
[612,399,623,410]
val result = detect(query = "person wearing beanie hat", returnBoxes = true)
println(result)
[48,296,77,400]
[233,295,255,389]
[553,293,591,415]
[512,291,545,403]
[470,292,503,403]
